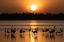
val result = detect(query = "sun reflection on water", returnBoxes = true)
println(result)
[30,32,35,42]
[30,20,37,28]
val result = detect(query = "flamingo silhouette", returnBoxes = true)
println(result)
[11,28,16,33]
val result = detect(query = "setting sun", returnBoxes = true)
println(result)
[30,5,37,11]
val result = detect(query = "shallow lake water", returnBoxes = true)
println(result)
[0,20,64,42]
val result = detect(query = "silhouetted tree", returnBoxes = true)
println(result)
[0,12,64,20]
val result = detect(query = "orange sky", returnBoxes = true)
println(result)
[0,0,64,13]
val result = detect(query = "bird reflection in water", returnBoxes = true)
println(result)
[50,34,55,39]
[5,33,6,38]
[45,33,50,39]
[50,34,55,42]
[44,32,55,42]
[11,33,16,42]
[7,34,9,39]
[20,34,25,42]
[20,34,25,38]
[30,31,38,42]
[30,34,35,42]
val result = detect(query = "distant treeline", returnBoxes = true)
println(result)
[0,12,64,20]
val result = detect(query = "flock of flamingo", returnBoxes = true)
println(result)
[4,26,63,36]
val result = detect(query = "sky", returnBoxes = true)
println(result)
[0,0,64,13]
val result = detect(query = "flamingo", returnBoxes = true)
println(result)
[7,29,10,33]
[56,28,63,34]
[11,28,16,33]
[5,28,6,33]
[20,29,25,33]
[28,27,31,32]
[49,27,55,35]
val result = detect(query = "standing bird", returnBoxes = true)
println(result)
[35,27,38,31]
[28,27,31,32]
[20,29,25,33]
[60,28,63,32]
[42,29,45,32]
[49,27,56,35]
[20,29,23,33]
[45,28,49,32]
[49,29,55,34]
[7,29,10,34]
[11,28,16,33]
[23,29,25,33]
[5,28,7,33]
[32,29,38,33]
[56,28,63,34]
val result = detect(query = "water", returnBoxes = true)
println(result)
[0,20,64,42]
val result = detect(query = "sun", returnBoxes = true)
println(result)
[30,5,37,11]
